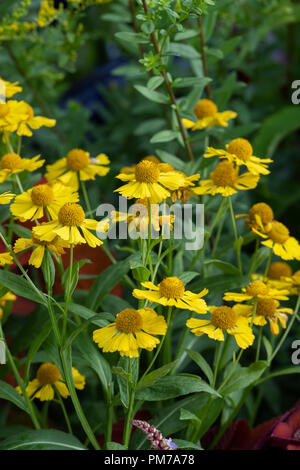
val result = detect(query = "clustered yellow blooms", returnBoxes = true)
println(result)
[238,202,300,261]
[0,79,299,365]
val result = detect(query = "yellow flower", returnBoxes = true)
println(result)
[10,182,79,222]
[0,101,29,137]
[0,191,15,204]
[132,277,208,313]
[37,0,58,27]
[32,202,102,247]
[182,99,237,131]
[251,262,295,293]
[0,292,16,320]
[254,220,300,261]
[223,280,290,303]
[17,363,85,401]
[16,102,56,137]
[158,163,200,203]
[0,252,13,267]
[100,198,175,237]
[115,159,186,203]
[204,138,273,175]
[93,307,167,358]
[236,202,274,233]
[233,299,293,336]
[0,78,22,98]
[46,149,110,190]
[14,235,69,269]
[186,305,254,349]
[193,161,259,197]
[0,153,45,184]
[280,270,300,296]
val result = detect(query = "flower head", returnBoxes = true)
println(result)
[32,202,102,247]
[223,280,289,303]
[16,363,85,401]
[130,420,177,450]
[14,234,69,268]
[182,99,237,131]
[0,252,13,267]
[186,305,254,349]
[0,191,15,204]
[115,159,186,203]
[193,161,259,197]
[0,78,22,98]
[93,307,167,357]
[46,149,110,190]
[10,182,79,221]
[16,102,56,137]
[0,152,44,183]
[133,277,208,314]
[233,299,293,335]
[254,220,300,261]
[204,138,273,175]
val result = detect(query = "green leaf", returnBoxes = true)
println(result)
[114,31,149,44]
[167,43,200,59]
[24,321,52,383]
[67,302,113,328]
[220,361,267,395]
[150,130,179,143]
[253,106,300,157]
[0,380,28,413]
[178,272,199,285]
[135,374,219,401]
[173,77,211,89]
[134,85,169,104]
[0,270,46,306]
[0,429,87,450]
[204,259,241,276]
[106,442,127,450]
[189,274,247,296]
[173,439,202,450]
[87,258,131,310]
[7,224,32,239]
[185,350,213,385]
[155,149,185,171]
[136,361,178,391]
[179,408,201,424]
[263,336,272,362]
[75,333,112,395]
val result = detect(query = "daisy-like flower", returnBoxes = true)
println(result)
[280,270,300,296]
[223,280,290,303]
[16,363,85,402]
[93,307,167,358]
[0,152,45,184]
[233,299,293,336]
[204,138,273,175]
[0,101,29,137]
[132,276,208,314]
[115,159,187,204]
[0,191,15,204]
[0,292,16,320]
[16,102,56,137]
[236,202,274,233]
[45,149,110,190]
[0,78,22,98]
[186,305,255,349]
[0,252,13,267]
[158,163,200,204]
[14,234,69,269]
[254,220,300,261]
[10,182,79,222]
[32,202,102,247]
[252,262,295,293]
[193,161,259,197]
[182,99,237,131]
[101,198,175,237]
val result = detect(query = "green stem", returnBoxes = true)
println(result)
[104,384,114,449]
[80,179,92,216]
[63,244,73,340]
[228,196,242,274]
[255,326,263,362]
[138,307,172,386]
[15,173,24,194]
[0,324,40,429]
[60,351,101,450]
[123,359,135,448]
[264,247,273,277]
[54,386,73,434]
[212,341,222,388]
